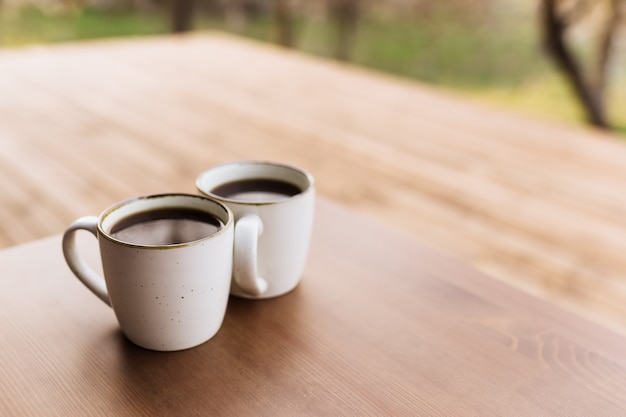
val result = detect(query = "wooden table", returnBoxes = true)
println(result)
[1,198,625,416]
[2,33,626,334]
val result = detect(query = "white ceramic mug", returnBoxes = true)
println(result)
[196,161,315,299]
[62,194,234,351]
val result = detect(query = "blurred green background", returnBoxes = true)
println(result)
[1,0,624,133]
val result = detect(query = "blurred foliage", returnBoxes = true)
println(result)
[343,13,545,87]
[0,0,624,132]
[0,7,168,45]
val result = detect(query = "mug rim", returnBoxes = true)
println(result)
[97,193,234,249]
[195,160,315,206]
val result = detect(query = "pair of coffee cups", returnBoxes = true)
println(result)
[62,161,315,351]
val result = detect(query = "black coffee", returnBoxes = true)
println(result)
[211,178,302,202]
[110,208,223,246]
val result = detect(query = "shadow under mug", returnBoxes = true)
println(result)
[62,193,234,351]
[196,161,315,299]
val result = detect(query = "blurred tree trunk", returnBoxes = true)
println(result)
[596,0,624,95]
[131,0,158,12]
[540,0,624,130]
[272,0,295,47]
[222,0,267,34]
[171,0,195,33]
[328,0,361,61]
[224,0,248,33]
[63,0,84,12]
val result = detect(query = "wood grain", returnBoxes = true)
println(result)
[0,33,626,335]
[0,199,625,416]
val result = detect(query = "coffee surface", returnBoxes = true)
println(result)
[110,208,223,245]
[211,178,302,203]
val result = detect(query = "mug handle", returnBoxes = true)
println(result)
[233,215,269,296]
[62,216,111,306]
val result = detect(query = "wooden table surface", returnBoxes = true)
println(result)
[1,33,626,333]
[1,198,625,416]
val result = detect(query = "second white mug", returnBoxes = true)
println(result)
[196,161,315,299]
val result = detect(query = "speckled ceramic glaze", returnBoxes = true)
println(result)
[62,194,234,351]
[196,161,315,299]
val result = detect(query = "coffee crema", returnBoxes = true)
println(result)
[110,208,223,246]
[211,178,302,203]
